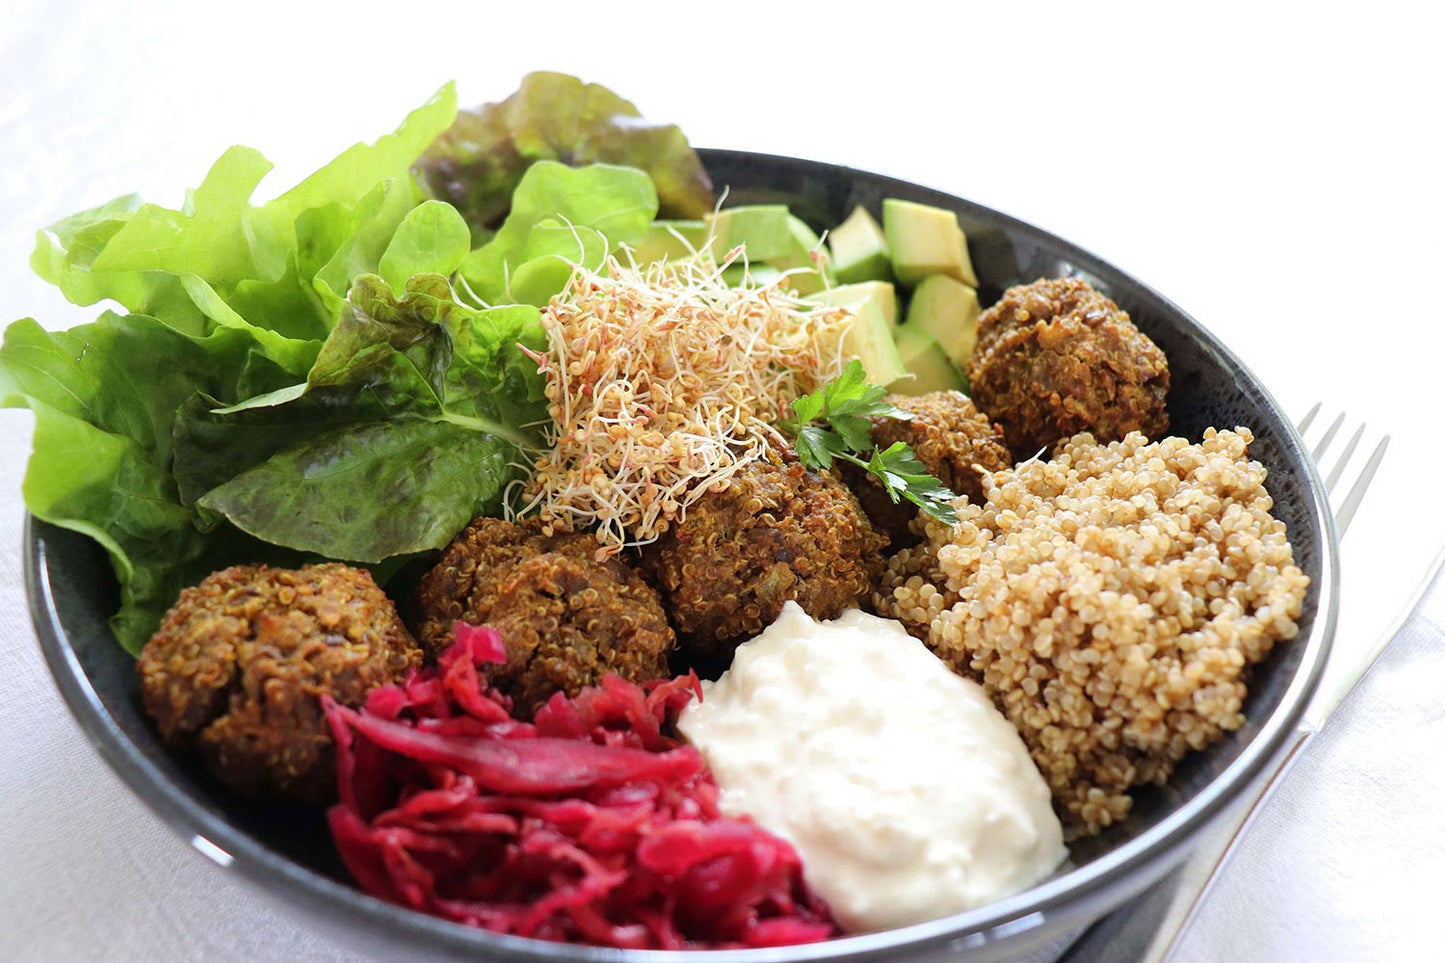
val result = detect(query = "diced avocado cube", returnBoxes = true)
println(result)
[709,206,798,262]
[828,205,893,284]
[627,219,708,265]
[777,215,829,294]
[840,297,908,386]
[807,281,899,330]
[889,325,967,395]
[720,262,784,288]
[709,207,829,294]
[903,274,981,367]
[883,198,979,287]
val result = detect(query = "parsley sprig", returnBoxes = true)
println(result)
[779,360,960,526]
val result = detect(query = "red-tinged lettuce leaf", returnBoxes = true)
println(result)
[414,71,715,238]
[309,273,455,409]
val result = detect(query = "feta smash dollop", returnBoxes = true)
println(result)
[677,602,1066,932]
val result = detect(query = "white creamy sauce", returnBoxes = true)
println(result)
[677,602,1066,933]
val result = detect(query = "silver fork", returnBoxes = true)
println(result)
[1130,406,1390,963]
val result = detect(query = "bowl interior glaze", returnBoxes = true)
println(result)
[26,149,1336,963]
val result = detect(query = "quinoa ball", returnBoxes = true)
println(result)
[847,390,1012,547]
[967,278,1170,459]
[414,517,675,716]
[137,563,421,803]
[645,453,889,652]
[877,429,1309,836]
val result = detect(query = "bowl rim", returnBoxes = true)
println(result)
[25,147,1339,962]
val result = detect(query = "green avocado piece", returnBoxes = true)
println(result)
[883,198,978,287]
[720,262,784,288]
[807,281,899,330]
[903,274,981,367]
[840,296,907,386]
[889,325,967,395]
[709,206,828,294]
[709,205,795,261]
[627,219,708,265]
[779,215,828,294]
[828,205,893,284]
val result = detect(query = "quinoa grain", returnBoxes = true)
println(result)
[876,429,1309,837]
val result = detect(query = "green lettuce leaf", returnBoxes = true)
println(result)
[244,83,459,283]
[4,85,481,653]
[378,200,472,291]
[308,273,454,409]
[459,161,657,304]
[29,193,206,330]
[90,146,274,283]
[0,313,305,652]
[505,220,609,307]
[196,417,514,563]
[174,274,546,552]
[179,275,322,375]
[414,71,714,238]
[32,82,458,342]
[441,301,550,429]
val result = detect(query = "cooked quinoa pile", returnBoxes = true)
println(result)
[877,428,1309,836]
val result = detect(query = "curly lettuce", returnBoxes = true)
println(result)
[414,71,714,239]
[0,83,546,654]
[3,74,708,655]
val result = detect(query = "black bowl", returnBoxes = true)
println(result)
[26,149,1338,963]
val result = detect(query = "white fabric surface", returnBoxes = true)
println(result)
[1172,557,1445,963]
[2,2,1442,961]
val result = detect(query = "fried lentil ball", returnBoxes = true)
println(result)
[876,429,1309,837]
[644,453,889,652]
[846,391,1012,547]
[137,563,421,803]
[966,278,1170,459]
[413,517,674,716]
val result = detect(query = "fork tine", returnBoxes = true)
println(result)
[1311,412,1345,463]
[1297,402,1322,434]
[1323,423,1366,494]
[1334,434,1389,538]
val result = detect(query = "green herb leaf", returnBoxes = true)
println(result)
[829,413,875,452]
[860,442,960,526]
[788,388,826,428]
[794,424,844,470]
[778,360,959,526]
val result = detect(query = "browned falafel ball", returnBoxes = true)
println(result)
[644,454,889,652]
[846,391,1012,547]
[966,278,1169,459]
[413,517,675,716]
[137,563,421,803]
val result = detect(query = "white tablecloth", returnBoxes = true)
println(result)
[3,2,1442,960]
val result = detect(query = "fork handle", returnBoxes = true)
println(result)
[1136,724,1315,962]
